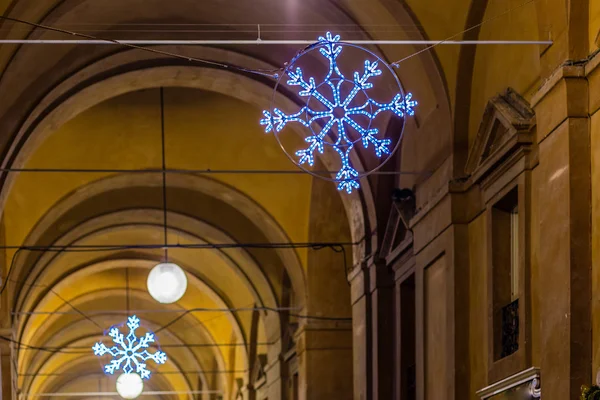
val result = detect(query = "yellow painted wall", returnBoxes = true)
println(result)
[468,0,541,146]
[591,101,600,375]
[590,0,600,51]
[4,87,304,396]
[3,88,312,269]
[530,165,540,368]
[406,0,470,110]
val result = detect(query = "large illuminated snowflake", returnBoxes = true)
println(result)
[260,32,417,193]
[92,315,167,380]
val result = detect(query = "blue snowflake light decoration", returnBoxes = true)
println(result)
[92,315,167,380]
[260,32,417,193]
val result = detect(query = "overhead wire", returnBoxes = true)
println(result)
[0,22,431,27]
[0,167,428,175]
[1,244,353,330]
[0,0,543,375]
[47,290,103,330]
[153,305,351,334]
[390,0,539,66]
[18,369,248,377]
[0,0,543,77]
[0,241,358,328]
[0,241,357,251]
[0,301,351,353]
[0,15,281,78]
[7,337,277,354]
[125,268,130,316]
[159,87,169,261]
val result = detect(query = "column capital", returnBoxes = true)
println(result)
[368,258,394,294]
[531,64,588,142]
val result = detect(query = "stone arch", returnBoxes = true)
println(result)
[0,51,376,263]
[9,172,304,312]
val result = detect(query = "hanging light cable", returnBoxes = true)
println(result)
[147,88,188,304]
[160,89,168,263]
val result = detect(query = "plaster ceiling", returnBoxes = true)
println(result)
[0,0,552,397]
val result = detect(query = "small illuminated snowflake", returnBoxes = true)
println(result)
[260,32,417,193]
[92,315,167,380]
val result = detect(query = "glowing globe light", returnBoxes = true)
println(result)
[147,262,187,303]
[116,373,144,399]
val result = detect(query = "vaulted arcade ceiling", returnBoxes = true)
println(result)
[0,0,592,398]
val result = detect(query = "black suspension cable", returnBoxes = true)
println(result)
[125,268,130,315]
[18,369,249,377]
[391,0,538,66]
[0,242,357,251]
[0,16,281,78]
[0,300,353,351]
[0,242,356,299]
[48,290,103,330]
[154,305,351,334]
[160,87,169,261]
[0,168,428,175]
[13,341,275,353]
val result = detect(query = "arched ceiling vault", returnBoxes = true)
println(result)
[9,171,303,308]
[0,0,564,397]
[0,56,378,253]
[0,0,594,399]
[0,0,455,394]
[7,172,296,396]
[14,221,277,334]
[24,319,201,398]
[0,0,457,266]
[18,268,247,372]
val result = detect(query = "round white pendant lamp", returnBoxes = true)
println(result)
[147,262,187,304]
[116,372,144,399]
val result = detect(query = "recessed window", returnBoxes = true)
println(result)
[510,204,519,302]
[492,187,520,360]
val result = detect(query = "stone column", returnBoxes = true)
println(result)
[265,355,284,400]
[532,66,590,399]
[265,329,284,400]
[368,260,395,400]
[349,265,371,400]
[295,321,353,400]
[349,258,403,400]
[0,329,13,400]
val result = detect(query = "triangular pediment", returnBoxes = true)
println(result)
[250,354,268,384]
[381,189,415,264]
[465,88,535,181]
[282,322,298,352]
